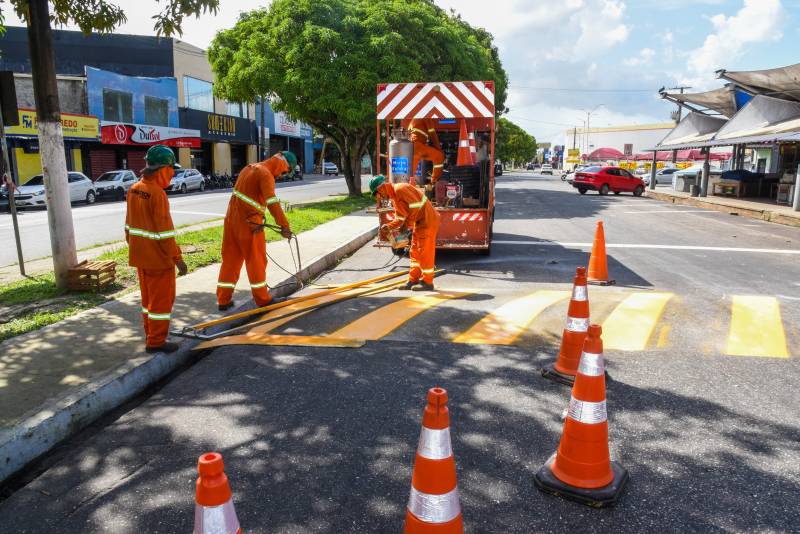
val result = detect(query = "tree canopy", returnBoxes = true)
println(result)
[495,118,537,166]
[209,0,508,196]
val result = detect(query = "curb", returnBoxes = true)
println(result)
[0,222,378,484]
[645,189,800,228]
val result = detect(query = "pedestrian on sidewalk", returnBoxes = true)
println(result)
[216,151,295,311]
[370,175,440,291]
[125,145,187,354]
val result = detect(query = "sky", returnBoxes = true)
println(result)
[6,0,800,145]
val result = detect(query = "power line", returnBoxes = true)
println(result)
[512,86,655,93]
[506,116,575,127]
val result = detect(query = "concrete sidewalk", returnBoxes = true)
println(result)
[0,210,378,482]
[646,188,800,227]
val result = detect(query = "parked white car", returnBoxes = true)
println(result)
[540,164,554,175]
[13,172,97,208]
[323,161,339,175]
[94,169,138,200]
[167,168,205,194]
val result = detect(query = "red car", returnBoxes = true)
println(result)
[572,165,645,196]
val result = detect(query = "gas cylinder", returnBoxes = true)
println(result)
[389,128,414,183]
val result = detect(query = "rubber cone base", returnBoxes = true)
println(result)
[588,279,616,286]
[541,365,575,386]
[534,454,628,508]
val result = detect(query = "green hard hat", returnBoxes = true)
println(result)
[369,175,386,196]
[144,145,177,168]
[280,151,297,169]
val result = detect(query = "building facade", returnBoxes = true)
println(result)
[255,102,315,174]
[563,122,676,161]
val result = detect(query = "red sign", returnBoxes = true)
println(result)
[100,122,201,148]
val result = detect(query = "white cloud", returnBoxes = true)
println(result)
[623,48,656,66]
[687,0,785,77]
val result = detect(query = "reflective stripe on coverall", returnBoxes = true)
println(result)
[381,182,440,284]
[408,118,445,186]
[216,154,290,307]
[125,166,181,348]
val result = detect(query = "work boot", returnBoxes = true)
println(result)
[146,341,180,354]
[400,281,418,291]
[411,282,435,292]
[218,301,235,312]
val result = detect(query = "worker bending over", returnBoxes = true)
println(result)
[407,118,445,187]
[216,151,295,311]
[125,145,187,353]
[370,175,440,291]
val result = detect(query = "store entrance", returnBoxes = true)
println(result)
[191,142,213,175]
[230,144,247,176]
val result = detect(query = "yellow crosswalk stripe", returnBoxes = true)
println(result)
[602,292,673,351]
[726,296,789,358]
[453,290,569,345]
[330,290,471,340]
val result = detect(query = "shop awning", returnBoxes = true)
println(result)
[654,112,727,149]
[717,63,800,103]
[587,147,624,160]
[660,87,737,118]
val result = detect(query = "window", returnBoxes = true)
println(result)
[68,173,85,183]
[225,101,247,118]
[103,89,133,122]
[144,96,169,126]
[183,76,214,112]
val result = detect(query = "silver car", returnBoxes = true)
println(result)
[13,172,97,208]
[167,168,205,194]
[94,170,138,201]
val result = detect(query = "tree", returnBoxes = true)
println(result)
[495,118,537,168]
[209,0,508,197]
[3,0,218,288]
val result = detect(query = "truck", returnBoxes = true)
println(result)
[374,81,496,255]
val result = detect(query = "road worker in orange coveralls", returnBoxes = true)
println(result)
[407,118,445,187]
[125,145,187,353]
[370,175,440,291]
[216,151,295,311]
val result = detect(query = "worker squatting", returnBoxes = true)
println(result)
[125,143,440,353]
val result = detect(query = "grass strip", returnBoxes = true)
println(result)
[0,194,372,342]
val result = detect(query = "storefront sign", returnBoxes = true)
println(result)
[273,111,312,138]
[179,108,255,144]
[101,121,200,148]
[566,148,581,164]
[6,108,99,140]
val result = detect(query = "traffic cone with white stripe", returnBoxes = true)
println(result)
[404,387,464,533]
[588,221,615,285]
[467,126,477,165]
[194,452,242,534]
[456,120,471,167]
[535,325,628,507]
[542,267,590,386]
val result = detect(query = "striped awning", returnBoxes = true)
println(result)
[377,81,495,120]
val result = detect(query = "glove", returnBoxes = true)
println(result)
[281,226,293,239]
[176,259,188,276]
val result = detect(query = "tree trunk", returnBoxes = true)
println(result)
[28,0,77,288]
[259,95,267,160]
[337,133,369,197]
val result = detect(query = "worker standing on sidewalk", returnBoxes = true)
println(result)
[125,145,187,354]
[370,175,440,291]
[216,151,295,311]
[407,118,445,187]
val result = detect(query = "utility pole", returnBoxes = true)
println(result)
[27,0,77,288]
[0,102,25,276]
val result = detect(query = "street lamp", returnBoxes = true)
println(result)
[581,104,605,157]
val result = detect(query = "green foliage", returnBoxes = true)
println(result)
[496,117,537,166]
[4,0,218,36]
[209,0,508,195]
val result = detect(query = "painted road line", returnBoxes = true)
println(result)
[453,290,569,345]
[197,333,365,350]
[603,292,673,351]
[331,290,471,340]
[726,296,789,358]
[492,241,800,255]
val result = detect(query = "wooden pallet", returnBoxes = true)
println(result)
[67,260,117,292]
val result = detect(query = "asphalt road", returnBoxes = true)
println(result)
[1,172,799,533]
[0,173,369,267]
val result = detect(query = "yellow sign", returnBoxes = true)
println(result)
[566,148,581,163]
[618,161,637,170]
[676,162,693,169]
[5,109,99,140]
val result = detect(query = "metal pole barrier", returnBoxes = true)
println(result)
[0,109,25,276]
[700,149,710,197]
[649,151,657,190]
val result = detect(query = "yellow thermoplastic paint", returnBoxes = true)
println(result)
[602,292,673,351]
[452,290,569,345]
[330,290,471,340]
[197,333,365,350]
[726,296,789,358]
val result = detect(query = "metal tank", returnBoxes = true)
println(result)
[389,128,414,183]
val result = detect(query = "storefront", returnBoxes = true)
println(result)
[178,108,256,176]
[94,122,200,177]
[4,108,100,184]
[269,110,313,173]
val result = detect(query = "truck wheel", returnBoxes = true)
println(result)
[599,184,610,195]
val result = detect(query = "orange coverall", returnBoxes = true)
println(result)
[381,182,440,284]
[125,167,181,349]
[216,154,290,307]
[408,118,445,186]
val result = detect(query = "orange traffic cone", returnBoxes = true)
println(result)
[535,325,628,507]
[587,221,615,285]
[455,120,472,167]
[194,452,242,534]
[404,387,464,533]
[542,267,590,386]
[467,126,477,165]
